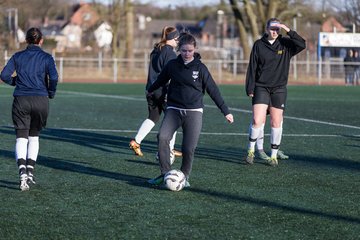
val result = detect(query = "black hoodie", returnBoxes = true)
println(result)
[148,53,230,116]
[146,44,177,98]
[245,30,306,96]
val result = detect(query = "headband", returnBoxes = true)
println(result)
[166,30,180,40]
[268,21,280,30]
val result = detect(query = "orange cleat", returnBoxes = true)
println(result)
[172,149,182,157]
[129,140,143,156]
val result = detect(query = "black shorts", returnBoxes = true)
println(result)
[252,86,287,110]
[146,88,166,123]
[12,96,49,131]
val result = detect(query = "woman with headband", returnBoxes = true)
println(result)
[129,26,182,162]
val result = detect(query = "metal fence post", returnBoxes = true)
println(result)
[144,52,148,76]
[293,56,297,80]
[233,54,237,78]
[113,58,118,83]
[4,50,8,64]
[218,59,222,83]
[59,57,63,83]
[98,51,103,73]
[318,57,322,85]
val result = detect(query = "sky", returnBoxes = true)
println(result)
[84,0,221,8]
[139,0,221,8]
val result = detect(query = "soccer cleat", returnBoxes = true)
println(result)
[245,149,255,164]
[257,150,270,161]
[172,149,182,157]
[27,174,36,185]
[184,180,191,188]
[19,174,29,191]
[277,150,289,160]
[129,140,143,156]
[266,157,278,167]
[147,174,164,186]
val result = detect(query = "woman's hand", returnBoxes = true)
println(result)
[225,114,234,123]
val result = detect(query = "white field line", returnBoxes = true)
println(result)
[2,89,359,131]
[40,127,358,138]
[1,125,357,137]
[61,90,360,130]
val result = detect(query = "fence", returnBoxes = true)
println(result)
[2,51,358,85]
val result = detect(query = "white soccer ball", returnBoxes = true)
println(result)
[164,169,186,191]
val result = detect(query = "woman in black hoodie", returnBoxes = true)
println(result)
[147,32,234,187]
[245,18,306,166]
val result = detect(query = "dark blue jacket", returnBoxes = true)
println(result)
[148,53,230,116]
[0,44,58,98]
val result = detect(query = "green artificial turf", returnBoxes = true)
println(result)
[0,83,359,239]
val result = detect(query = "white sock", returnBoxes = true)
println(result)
[134,119,155,144]
[256,123,265,151]
[169,131,177,151]
[27,136,39,161]
[16,138,28,161]
[248,126,261,151]
[271,127,283,158]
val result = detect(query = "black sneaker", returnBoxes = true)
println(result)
[147,174,164,186]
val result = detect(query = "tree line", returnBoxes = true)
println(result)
[0,0,358,60]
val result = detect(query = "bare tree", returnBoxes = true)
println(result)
[91,0,134,59]
[229,0,306,59]
[332,0,360,32]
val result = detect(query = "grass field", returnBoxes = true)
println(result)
[0,83,359,239]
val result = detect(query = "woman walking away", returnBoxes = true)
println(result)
[0,27,58,191]
[129,26,182,161]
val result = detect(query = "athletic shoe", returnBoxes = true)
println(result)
[147,174,164,186]
[277,150,289,160]
[257,150,270,161]
[266,157,278,167]
[27,174,36,185]
[129,140,143,156]
[245,150,255,164]
[173,149,182,157]
[184,180,191,188]
[19,174,29,191]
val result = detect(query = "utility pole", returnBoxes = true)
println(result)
[7,8,19,49]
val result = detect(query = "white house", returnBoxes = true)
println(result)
[94,22,113,49]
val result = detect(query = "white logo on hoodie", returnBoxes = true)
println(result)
[192,71,199,81]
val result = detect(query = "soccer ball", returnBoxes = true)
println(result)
[164,169,186,191]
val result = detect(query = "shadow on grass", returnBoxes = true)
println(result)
[0,180,19,190]
[2,126,359,172]
[1,148,359,226]
[184,187,360,224]
[0,126,159,155]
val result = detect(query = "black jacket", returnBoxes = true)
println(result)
[148,53,230,116]
[146,44,176,98]
[246,30,306,95]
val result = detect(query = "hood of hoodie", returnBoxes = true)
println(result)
[176,52,202,68]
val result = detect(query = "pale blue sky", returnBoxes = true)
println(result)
[84,0,220,8]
